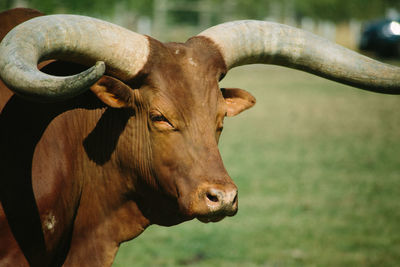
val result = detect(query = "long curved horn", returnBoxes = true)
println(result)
[0,15,150,102]
[198,20,400,94]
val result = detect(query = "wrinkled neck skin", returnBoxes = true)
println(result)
[59,102,151,266]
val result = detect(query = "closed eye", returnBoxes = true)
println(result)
[151,114,168,122]
[150,111,175,129]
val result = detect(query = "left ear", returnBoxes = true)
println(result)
[221,88,256,117]
[90,75,132,108]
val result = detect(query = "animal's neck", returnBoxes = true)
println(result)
[25,98,149,266]
[0,92,150,266]
[54,105,150,266]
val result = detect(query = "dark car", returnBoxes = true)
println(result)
[359,18,400,57]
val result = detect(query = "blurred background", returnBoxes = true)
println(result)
[2,0,400,56]
[2,1,400,266]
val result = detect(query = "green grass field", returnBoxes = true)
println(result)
[113,65,400,266]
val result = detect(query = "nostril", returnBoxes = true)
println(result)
[198,186,238,219]
[206,192,219,203]
[232,192,238,205]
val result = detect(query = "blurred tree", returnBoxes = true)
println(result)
[0,0,14,11]
[0,0,154,16]
[295,0,400,22]
[1,0,399,23]
[231,0,270,20]
[126,0,154,16]
[208,0,400,22]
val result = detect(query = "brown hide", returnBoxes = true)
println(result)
[0,8,44,109]
[0,8,43,42]
[0,8,255,267]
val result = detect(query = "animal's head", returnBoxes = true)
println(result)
[89,39,256,225]
[0,15,399,226]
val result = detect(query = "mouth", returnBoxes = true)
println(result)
[196,214,226,223]
[194,198,239,223]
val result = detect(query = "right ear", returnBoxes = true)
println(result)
[90,76,133,108]
[221,87,256,117]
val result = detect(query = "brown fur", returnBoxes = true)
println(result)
[0,8,256,266]
[0,8,44,111]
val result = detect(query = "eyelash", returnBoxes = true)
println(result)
[150,112,223,132]
[151,114,168,122]
[150,112,175,129]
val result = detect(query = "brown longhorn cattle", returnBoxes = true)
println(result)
[0,7,399,267]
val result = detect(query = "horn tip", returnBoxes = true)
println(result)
[95,61,106,74]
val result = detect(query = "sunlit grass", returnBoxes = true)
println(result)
[113,65,400,266]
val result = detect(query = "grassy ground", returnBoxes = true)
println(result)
[113,65,400,266]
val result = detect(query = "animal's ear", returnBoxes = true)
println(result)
[90,76,132,108]
[221,88,256,117]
